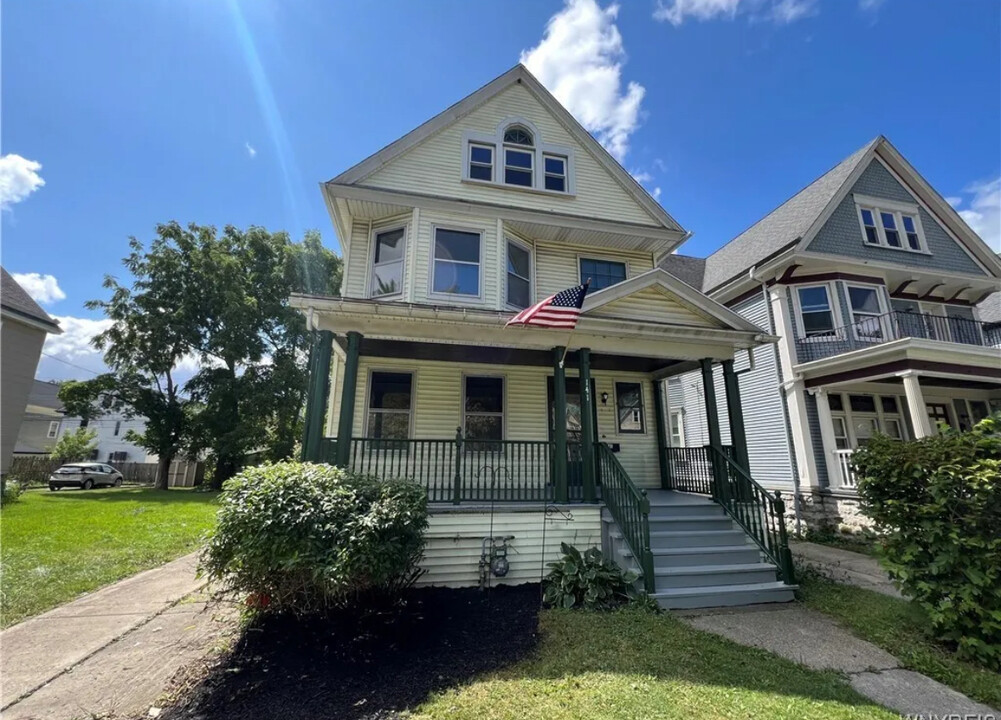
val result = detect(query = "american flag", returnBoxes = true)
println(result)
[505,282,589,329]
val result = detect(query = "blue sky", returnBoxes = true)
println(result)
[2,0,999,381]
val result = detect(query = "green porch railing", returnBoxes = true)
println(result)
[707,445,795,584]
[597,443,655,594]
[320,433,566,504]
[663,445,733,495]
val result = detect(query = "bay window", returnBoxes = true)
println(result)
[796,285,835,337]
[370,227,405,298]
[432,228,481,297]
[506,240,532,309]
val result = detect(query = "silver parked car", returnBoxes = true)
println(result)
[49,463,124,491]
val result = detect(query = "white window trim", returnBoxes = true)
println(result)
[792,282,843,340]
[614,380,646,435]
[363,368,416,440]
[503,144,534,188]
[47,420,60,439]
[468,142,494,183]
[366,221,408,300]
[669,410,685,448]
[853,194,930,254]
[577,253,630,290]
[542,153,568,193]
[428,224,485,303]
[460,373,506,442]
[844,282,890,342]
[461,117,576,196]
[830,392,908,449]
[505,236,534,310]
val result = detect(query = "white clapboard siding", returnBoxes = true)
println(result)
[330,357,661,488]
[588,286,716,327]
[416,508,602,587]
[362,83,660,228]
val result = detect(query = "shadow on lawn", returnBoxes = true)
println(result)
[33,487,219,505]
[160,585,889,720]
[161,584,543,720]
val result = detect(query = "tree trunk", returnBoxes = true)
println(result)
[155,453,173,491]
[211,456,238,490]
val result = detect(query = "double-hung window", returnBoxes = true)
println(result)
[860,209,880,245]
[543,155,567,192]
[880,212,902,248]
[47,421,60,439]
[506,240,532,309]
[615,382,645,433]
[797,285,835,337]
[432,228,481,297]
[464,376,504,450]
[468,144,494,182]
[901,214,921,251]
[669,411,684,447]
[579,258,626,290]
[503,126,534,187]
[367,372,413,440]
[846,285,884,340]
[370,227,405,298]
[855,197,927,253]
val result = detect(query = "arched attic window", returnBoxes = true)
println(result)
[502,125,534,187]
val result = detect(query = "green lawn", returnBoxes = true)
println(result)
[413,608,896,720]
[0,487,219,627]
[798,572,1001,709]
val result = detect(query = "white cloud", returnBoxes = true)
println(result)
[952,177,1001,252]
[858,0,885,12]
[245,142,257,158]
[521,0,645,162]
[652,187,663,200]
[11,273,66,305]
[945,196,962,208]
[631,170,654,184]
[0,154,45,210]
[653,0,816,25]
[44,316,113,360]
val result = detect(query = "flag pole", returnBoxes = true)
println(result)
[558,278,590,369]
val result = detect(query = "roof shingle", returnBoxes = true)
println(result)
[1,266,61,331]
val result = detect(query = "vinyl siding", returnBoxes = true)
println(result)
[1,320,46,474]
[534,242,654,301]
[804,393,829,487]
[417,508,602,588]
[588,286,716,327]
[327,356,662,488]
[806,159,987,276]
[362,83,660,228]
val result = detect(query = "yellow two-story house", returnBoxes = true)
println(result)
[292,65,796,609]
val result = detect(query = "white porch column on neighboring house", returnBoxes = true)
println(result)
[809,388,843,489]
[769,285,820,488]
[901,371,932,438]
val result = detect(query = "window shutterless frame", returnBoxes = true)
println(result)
[577,254,628,290]
[792,282,840,339]
[467,143,494,182]
[461,118,575,195]
[505,236,533,309]
[47,421,60,439]
[363,369,415,441]
[428,225,484,301]
[844,283,889,342]
[614,381,645,434]
[461,374,506,450]
[367,224,407,299]
[853,194,929,254]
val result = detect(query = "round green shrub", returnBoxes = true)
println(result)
[853,413,1001,670]
[200,461,428,615]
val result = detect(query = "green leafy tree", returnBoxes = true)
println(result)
[50,428,98,463]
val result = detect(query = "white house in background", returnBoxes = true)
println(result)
[59,408,155,464]
[13,380,65,457]
[1,268,62,476]
[660,136,1001,530]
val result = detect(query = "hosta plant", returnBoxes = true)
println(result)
[543,543,638,610]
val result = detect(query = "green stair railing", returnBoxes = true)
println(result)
[707,445,795,584]
[597,443,655,593]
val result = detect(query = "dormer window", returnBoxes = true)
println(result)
[463,119,574,195]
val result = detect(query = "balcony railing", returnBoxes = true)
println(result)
[796,310,1001,363]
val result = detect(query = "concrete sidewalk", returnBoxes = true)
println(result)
[790,540,901,597]
[680,604,998,717]
[1,552,238,720]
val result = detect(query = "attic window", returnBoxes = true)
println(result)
[854,195,928,254]
[463,119,574,195]
[503,126,533,146]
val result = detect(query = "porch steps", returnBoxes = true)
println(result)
[602,490,795,610]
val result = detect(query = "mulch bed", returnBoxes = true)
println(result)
[160,584,542,720]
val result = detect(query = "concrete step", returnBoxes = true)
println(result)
[620,544,763,567]
[653,563,780,589]
[651,581,796,610]
[647,503,725,518]
[647,515,736,532]
[647,529,750,548]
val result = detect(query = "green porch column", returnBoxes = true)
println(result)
[303,330,334,462]
[578,348,596,502]
[552,347,569,503]
[700,358,725,497]
[652,378,670,489]
[334,331,362,467]
[722,359,750,473]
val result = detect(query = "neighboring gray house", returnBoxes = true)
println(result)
[1,268,62,476]
[661,137,1001,529]
[13,380,64,456]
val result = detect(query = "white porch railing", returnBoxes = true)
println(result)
[835,449,858,490]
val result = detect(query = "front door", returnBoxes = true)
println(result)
[547,377,598,490]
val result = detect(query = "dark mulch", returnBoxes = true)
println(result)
[161,584,542,720]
